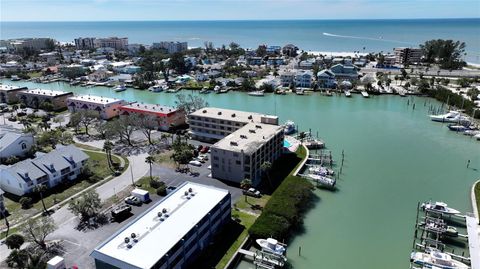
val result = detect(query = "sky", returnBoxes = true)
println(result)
[1,0,479,21]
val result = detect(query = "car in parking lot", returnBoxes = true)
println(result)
[200,146,210,154]
[124,195,142,206]
[243,188,261,198]
[198,154,209,161]
[189,160,202,167]
[111,204,132,220]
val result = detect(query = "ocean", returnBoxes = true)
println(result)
[1,19,480,63]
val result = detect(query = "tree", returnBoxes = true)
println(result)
[5,234,25,249]
[68,190,102,221]
[111,116,138,146]
[136,114,157,145]
[22,216,56,250]
[420,39,466,69]
[170,52,187,74]
[33,184,49,215]
[74,110,99,136]
[103,140,115,172]
[256,45,267,57]
[20,197,33,209]
[95,120,116,139]
[6,249,28,268]
[170,137,194,169]
[260,161,273,189]
[145,155,155,181]
[240,179,252,203]
[174,93,209,113]
[52,115,65,127]
[69,112,82,134]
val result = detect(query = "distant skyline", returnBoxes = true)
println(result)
[1,0,479,22]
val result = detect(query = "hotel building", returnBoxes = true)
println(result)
[152,41,188,54]
[188,107,279,143]
[394,47,423,64]
[94,37,129,51]
[210,123,284,186]
[118,103,186,131]
[17,89,73,110]
[67,95,127,120]
[90,181,231,269]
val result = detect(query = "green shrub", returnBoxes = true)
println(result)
[19,197,32,209]
[150,179,164,189]
[156,185,167,196]
[5,234,25,249]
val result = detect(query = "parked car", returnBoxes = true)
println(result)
[124,195,142,206]
[111,204,132,220]
[197,145,203,151]
[198,154,209,161]
[200,146,210,154]
[207,165,211,170]
[189,160,202,167]
[243,188,261,198]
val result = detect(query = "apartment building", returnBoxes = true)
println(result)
[94,37,128,50]
[7,38,54,51]
[188,107,279,143]
[17,89,74,110]
[74,37,96,50]
[119,103,186,131]
[210,123,284,186]
[152,41,188,54]
[67,95,127,120]
[0,126,35,162]
[0,85,27,104]
[394,47,423,64]
[91,182,231,269]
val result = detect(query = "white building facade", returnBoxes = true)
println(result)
[67,95,127,120]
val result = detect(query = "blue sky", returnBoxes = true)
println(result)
[1,0,479,21]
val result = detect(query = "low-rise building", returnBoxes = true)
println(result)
[294,70,313,88]
[90,181,231,269]
[0,126,34,162]
[0,145,89,196]
[38,51,59,65]
[266,57,285,66]
[67,95,127,120]
[266,45,282,55]
[247,57,263,65]
[0,85,27,104]
[119,103,186,131]
[394,47,423,64]
[88,69,113,82]
[211,123,284,186]
[17,89,73,110]
[317,69,337,88]
[188,107,278,143]
[152,41,188,54]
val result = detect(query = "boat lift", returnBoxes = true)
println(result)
[238,249,286,269]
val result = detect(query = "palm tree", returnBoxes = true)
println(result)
[33,185,48,215]
[145,155,155,181]
[240,178,252,203]
[260,161,273,189]
[103,140,114,172]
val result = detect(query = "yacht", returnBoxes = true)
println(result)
[10,75,21,81]
[361,91,369,98]
[283,120,296,135]
[344,90,352,97]
[308,174,336,188]
[148,85,163,92]
[309,166,335,176]
[421,201,461,215]
[256,238,286,256]
[429,111,470,123]
[410,250,469,269]
[114,84,127,92]
[248,90,265,96]
[214,85,221,93]
[199,87,211,94]
[447,124,469,132]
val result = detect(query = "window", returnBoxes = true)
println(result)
[21,143,27,150]
[235,160,241,165]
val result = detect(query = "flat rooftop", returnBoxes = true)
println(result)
[68,95,124,105]
[0,85,27,92]
[20,89,72,97]
[189,107,266,123]
[213,122,283,153]
[91,182,229,269]
[120,102,180,114]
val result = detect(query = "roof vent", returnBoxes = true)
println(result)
[157,212,163,218]
[231,113,236,117]
[248,115,253,119]
[203,110,207,113]
[230,141,238,146]
[131,233,136,239]
[218,111,222,115]
[249,129,256,133]
[124,237,130,243]
[255,125,262,129]
[188,188,193,193]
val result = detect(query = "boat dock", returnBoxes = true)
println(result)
[238,249,286,268]
[466,214,480,269]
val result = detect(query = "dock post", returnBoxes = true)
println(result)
[298,246,302,256]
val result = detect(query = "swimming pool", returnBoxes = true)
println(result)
[283,139,292,148]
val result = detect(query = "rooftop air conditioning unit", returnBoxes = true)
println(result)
[218,112,222,115]
[231,113,236,117]
[203,110,207,113]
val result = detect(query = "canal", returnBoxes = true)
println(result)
[2,80,479,268]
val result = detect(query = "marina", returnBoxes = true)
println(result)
[1,79,479,269]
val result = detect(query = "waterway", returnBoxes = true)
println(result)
[2,79,479,268]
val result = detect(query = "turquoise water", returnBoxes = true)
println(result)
[2,19,480,63]
[2,80,480,268]
[283,140,292,148]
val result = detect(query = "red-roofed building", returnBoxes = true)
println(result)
[118,103,186,131]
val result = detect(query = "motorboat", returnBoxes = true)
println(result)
[429,111,470,123]
[148,85,163,92]
[296,89,305,95]
[283,120,296,135]
[419,219,458,237]
[248,90,265,96]
[410,250,469,269]
[463,130,480,136]
[475,133,480,141]
[447,124,469,132]
[421,201,461,215]
[114,84,127,92]
[256,238,286,256]
[309,166,335,176]
[344,90,352,97]
[308,174,336,188]
[10,75,20,81]
[199,87,211,94]
[361,91,369,98]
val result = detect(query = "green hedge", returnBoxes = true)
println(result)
[249,147,313,241]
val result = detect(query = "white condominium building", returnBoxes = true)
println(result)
[211,123,284,186]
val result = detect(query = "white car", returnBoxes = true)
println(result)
[189,160,202,167]
[207,165,211,170]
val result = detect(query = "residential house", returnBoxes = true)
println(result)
[38,52,59,65]
[266,45,282,55]
[0,126,34,162]
[266,57,285,66]
[247,57,263,66]
[0,145,89,196]
[329,64,359,81]
[88,69,113,82]
[317,69,337,89]
[294,70,313,88]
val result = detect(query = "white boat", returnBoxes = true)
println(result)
[296,89,305,95]
[429,111,470,123]
[10,75,20,81]
[410,250,469,269]
[114,84,127,92]
[283,120,296,135]
[308,174,336,188]
[256,238,286,256]
[421,201,461,215]
[475,133,480,141]
[361,91,369,98]
[309,166,335,176]
[344,90,352,97]
[447,124,469,132]
[463,130,480,136]
[199,87,211,94]
[248,90,265,96]
[148,85,163,92]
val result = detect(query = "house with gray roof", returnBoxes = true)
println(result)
[0,145,89,196]
[0,126,34,162]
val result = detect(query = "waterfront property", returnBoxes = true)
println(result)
[329,64,360,81]
[211,123,284,186]
[74,37,96,50]
[0,126,35,161]
[394,47,423,64]
[118,102,186,131]
[67,95,127,120]
[188,107,279,143]
[0,145,89,196]
[90,181,231,269]
[152,41,188,54]
[94,37,129,51]
[0,84,27,104]
[17,89,73,110]
[279,69,313,88]
[316,70,337,88]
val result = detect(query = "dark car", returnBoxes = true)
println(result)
[111,204,132,220]
[200,146,210,154]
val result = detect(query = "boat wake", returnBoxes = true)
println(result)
[322,32,413,45]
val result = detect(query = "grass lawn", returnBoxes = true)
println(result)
[152,150,176,169]
[27,71,42,78]
[475,181,480,218]
[1,150,124,231]
[135,176,161,194]
[235,194,271,214]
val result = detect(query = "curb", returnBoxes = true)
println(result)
[471,179,480,220]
